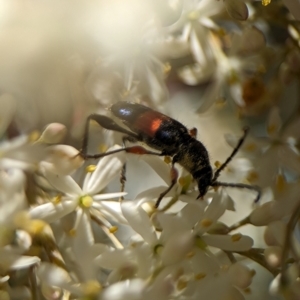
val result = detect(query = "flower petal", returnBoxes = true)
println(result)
[41,164,82,195]
[96,248,134,269]
[93,192,127,201]
[161,230,195,265]
[29,200,77,223]
[121,201,157,245]
[101,279,145,300]
[37,262,79,294]
[267,107,281,138]
[225,0,248,21]
[0,93,16,136]
[87,145,126,194]
[93,201,127,224]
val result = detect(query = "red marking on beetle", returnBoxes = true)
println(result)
[150,118,162,134]
[127,146,148,154]
[134,111,167,137]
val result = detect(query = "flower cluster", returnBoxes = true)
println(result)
[0,0,300,299]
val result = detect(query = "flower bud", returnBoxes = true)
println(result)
[44,145,84,175]
[161,231,195,265]
[39,123,67,144]
[264,246,282,268]
[228,263,252,289]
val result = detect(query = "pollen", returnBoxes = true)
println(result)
[214,161,221,168]
[262,0,271,6]
[231,233,242,242]
[52,194,62,204]
[86,164,96,173]
[276,174,286,192]
[247,171,259,183]
[80,195,93,208]
[267,124,278,135]
[200,218,213,228]
[163,62,171,75]
[98,143,108,153]
[186,250,195,258]
[26,220,47,236]
[195,273,206,280]
[242,77,265,106]
[245,143,257,152]
[178,176,186,186]
[164,156,172,164]
[215,98,226,108]
[109,226,118,233]
[28,130,41,142]
[177,279,188,290]
[82,281,102,296]
[69,228,76,237]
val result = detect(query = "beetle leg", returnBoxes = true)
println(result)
[81,114,140,158]
[212,181,261,203]
[212,127,249,181]
[155,156,179,208]
[80,145,163,159]
[119,136,138,201]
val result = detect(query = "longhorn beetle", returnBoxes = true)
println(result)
[80,101,261,208]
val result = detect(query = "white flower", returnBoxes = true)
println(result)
[226,107,300,188]
[30,145,127,226]
[250,179,300,226]
[86,0,169,105]
[165,0,224,91]
[0,169,41,291]
[0,94,49,171]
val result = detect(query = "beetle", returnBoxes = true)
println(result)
[80,101,261,208]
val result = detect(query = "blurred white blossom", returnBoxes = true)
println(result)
[0,0,299,299]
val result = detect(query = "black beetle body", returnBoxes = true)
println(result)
[81,102,260,208]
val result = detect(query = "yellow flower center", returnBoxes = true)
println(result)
[154,244,164,255]
[80,195,93,208]
[188,11,199,21]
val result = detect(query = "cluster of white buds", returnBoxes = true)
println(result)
[0,1,300,299]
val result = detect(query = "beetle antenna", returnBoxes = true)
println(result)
[211,181,261,203]
[212,127,249,182]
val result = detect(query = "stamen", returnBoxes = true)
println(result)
[86,165,96,173]
[109,226,118,233]
[231,233,242,242]
[52,195,62,204]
